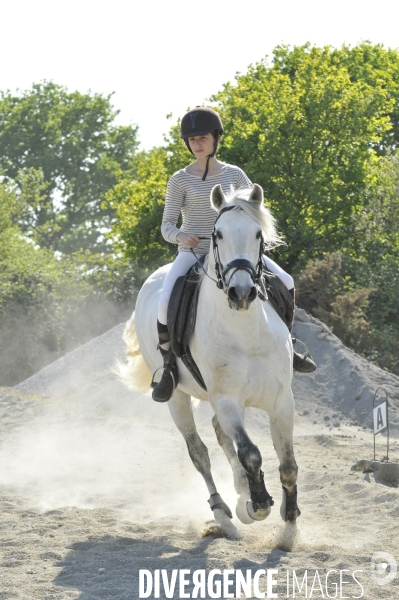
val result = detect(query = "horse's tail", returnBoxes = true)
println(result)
[115,312,152,392]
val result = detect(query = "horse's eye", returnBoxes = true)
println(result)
[256,231,262,239]
[216,230,223,240]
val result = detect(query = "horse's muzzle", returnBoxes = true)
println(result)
[227,284,257,310]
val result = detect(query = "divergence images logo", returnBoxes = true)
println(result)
[371,552,397,586]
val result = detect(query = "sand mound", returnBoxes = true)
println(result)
[15,308,399,432]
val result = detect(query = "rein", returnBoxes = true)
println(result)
[190,205,267,301]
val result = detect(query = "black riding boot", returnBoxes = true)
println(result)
[289,288,317,373]
[151,321,178,402]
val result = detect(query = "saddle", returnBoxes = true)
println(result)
[167,257,294,392]
[167,258,207,390]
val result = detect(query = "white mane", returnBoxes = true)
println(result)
[220,188,285,251]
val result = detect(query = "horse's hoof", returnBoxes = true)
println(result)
[281,485,301,522]
[236,496,255,525]
[246,500,272,522]
[213,509,240,538]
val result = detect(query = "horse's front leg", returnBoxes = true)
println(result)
[168,389,239,537]
[269,392,301,523]
[215,398,273,523]
[212,415,249,496]
[212,415,254,524]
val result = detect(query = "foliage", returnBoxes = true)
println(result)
[0,179,19,233]
[297,241,399,373]
[0,219,138,386]
[348,151,399,373]
[107,124,190,269]
[212,43,394,270]
[296,253,374,351]
[335,43,399,154]
[352,150,399,264]
[270,43,399,150]
[296,149,399,372]
[367,324,399,374]
[0,82,139,253]
[329,290,373,351]
[297,252,399,374]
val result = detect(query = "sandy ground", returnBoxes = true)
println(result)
[0,309,398,599]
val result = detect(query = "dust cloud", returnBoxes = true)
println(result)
[0,386,228,525]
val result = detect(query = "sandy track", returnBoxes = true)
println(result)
[0,310,398,599]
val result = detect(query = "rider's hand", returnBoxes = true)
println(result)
[176,232,201,249]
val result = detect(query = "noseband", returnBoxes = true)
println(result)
[211,205,267,300]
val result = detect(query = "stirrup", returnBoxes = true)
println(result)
[150,366,177,390]
[150,366,164,389]
[292,338,317,373]
[292,338,311,355]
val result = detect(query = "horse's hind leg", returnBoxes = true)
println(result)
[269,393,300,523]
[168,389,238,537]
[215,399,273,523]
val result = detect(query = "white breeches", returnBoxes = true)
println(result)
[158,252,198,324]
[157,251,294,324]
[263,256,294,291]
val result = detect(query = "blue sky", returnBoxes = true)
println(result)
[1,0,398,149]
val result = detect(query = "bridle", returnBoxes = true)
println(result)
[190,205,268,302]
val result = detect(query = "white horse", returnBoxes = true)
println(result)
[120,184,300,537]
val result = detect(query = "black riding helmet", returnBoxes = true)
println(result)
[180,107,223,180]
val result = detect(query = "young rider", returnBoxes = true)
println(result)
[152,106,316,403]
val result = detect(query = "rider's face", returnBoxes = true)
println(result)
[188,132,215,157]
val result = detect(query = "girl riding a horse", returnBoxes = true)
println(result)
[152,106,315,403]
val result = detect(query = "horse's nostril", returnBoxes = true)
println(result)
[228,287,239,302]
[248,287,257,303]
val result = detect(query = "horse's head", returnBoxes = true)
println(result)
[210,183,282,311]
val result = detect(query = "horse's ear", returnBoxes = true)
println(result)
[211,184,227,211]
[248,184,264,207]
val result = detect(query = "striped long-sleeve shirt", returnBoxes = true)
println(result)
[161,164,253,255]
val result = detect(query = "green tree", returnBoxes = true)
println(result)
[0,176,139,385]
[297,252,374,352]
[0,177,19,234]
[212,44,394,270]
[0,82,139,253]
[268,42,399,153]
[0,224,139,386]
[107,121,190,269]
[353,150,399,263]
[351,151,399,371]
[336,43,399,153]
[297,152,399,374]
